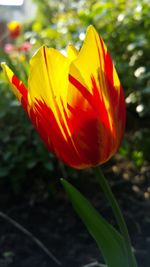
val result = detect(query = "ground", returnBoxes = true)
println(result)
[0,156,150,267]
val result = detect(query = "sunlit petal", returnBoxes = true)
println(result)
[2,26,126,169]
[28,46,70,107]
[1,63,28,111]
[67,44,79,61]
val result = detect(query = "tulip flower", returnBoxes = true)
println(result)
[1,25,126,169]
[18,41,32,52]
[7,21,21,39]
[2,26,138,267]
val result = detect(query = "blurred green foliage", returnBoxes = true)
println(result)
[0,0,150,195]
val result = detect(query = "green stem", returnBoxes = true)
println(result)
[94,167,137,267]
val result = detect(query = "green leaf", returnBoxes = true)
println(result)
[61,179,129,267]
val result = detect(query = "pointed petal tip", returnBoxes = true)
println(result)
[67,44,75,50]
[1,62,7,70]
[1,61,5,66]
[82,25,98,47]
[29,45,50,64]
[30,45,64,65]
[86,25,97,34]
[30,45,45,61]
[67,44,79,60]
[1,62,14,77]
[1,62,14,81]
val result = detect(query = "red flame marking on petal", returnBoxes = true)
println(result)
[12,74,28,111]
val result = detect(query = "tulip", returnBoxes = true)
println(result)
[18,41,32,52]
[1,25,126,169]
[4,43,15,53]
[7,21,21,39]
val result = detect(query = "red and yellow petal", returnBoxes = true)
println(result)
[1,63,28,111]
[28,46,70,107]
[30,99,85,168]
[28,46,73,141]
[27,46,84,166]
[1,25,126,169]
[67,25,126,166]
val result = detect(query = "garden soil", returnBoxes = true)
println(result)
[0,157,150,267]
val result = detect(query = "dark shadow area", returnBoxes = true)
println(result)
[0,156,149,267]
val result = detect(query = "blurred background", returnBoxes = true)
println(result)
[0,0,150,267]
